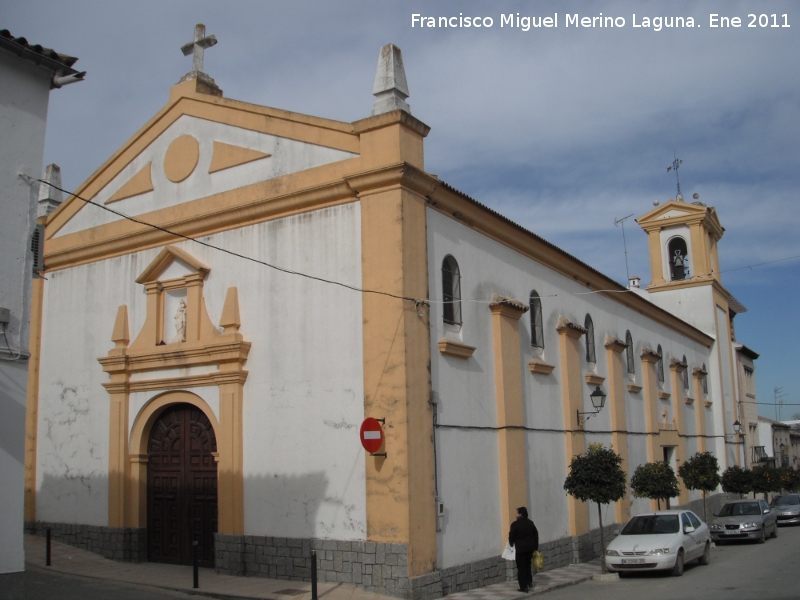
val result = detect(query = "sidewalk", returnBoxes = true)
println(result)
[24,534,600,600]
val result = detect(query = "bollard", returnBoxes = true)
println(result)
[46,528,51,566]
[193,540,199,589]
[311,549,318,600]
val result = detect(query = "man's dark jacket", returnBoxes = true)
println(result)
[509,516,539,552]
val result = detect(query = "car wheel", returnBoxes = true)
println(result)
[771,524,778,539]
[758,527,766,544]
[671,550,684,577]
[699,542,711,565]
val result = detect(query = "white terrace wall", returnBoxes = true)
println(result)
[35,203,367,540]
[426,208,718,570]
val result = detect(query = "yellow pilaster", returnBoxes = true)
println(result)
[640,349,662,463]
[557,320,588,536]
[489,296,529,545]
[358,178,435,578]
[692,368,707,453]
[605,338,630,522]
[24,274,45,522]
[669,361,690,505]
[646,230,666,285]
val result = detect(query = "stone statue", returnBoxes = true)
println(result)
[170,300,187,343]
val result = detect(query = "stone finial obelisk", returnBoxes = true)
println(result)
[372,44,410,115]
[37,164,63,217]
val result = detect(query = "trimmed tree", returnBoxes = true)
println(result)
[678,452,721,521]
[751,466,782,500]
[776,467,800,493]
[563,444,627,574]
[630,461,680,510]
[721,465,752,497]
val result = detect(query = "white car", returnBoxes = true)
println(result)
[605,510,711,577]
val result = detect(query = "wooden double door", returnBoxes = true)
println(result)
[147,403,218,566]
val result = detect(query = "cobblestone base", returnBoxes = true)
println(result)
[24,521,147,562]
[215,534,411,598]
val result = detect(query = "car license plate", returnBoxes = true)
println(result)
[621,558,645,564]
[722,531,738,535]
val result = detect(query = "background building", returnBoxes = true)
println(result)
[0,28,83,597]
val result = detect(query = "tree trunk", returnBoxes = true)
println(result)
[598,503,606,574]
[702,490,707,522]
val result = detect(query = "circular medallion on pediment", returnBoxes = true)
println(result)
[164,135,200,183]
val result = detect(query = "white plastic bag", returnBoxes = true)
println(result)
[501,542,516,561]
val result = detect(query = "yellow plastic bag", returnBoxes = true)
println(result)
[533,551,544,571]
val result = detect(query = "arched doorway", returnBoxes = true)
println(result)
[147,403,218,566]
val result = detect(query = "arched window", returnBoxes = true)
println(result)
[702,363,708,395]
[682,355,689,390]
[584,314,595,363]
[668,237,689,281]
[657,344,665,383]
[625,331,635,375]
[529,290,543,348]
[441,255,462,326]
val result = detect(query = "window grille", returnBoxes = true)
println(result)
[441,255,462,326]
[529,291,543,348]
[625,330,635,375]
[657,344,665,383]
[584,314,595,363]
[31,224,44,275]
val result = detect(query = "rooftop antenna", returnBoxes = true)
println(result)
[774,387,786,421]
[614,213,635,284]
[667,152,683,199]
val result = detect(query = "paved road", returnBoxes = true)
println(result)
[24,565,198,600]
[540,524,800,600]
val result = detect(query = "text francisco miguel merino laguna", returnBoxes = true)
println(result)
[413,13,733,32]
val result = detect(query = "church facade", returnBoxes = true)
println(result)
[26,35,753,599]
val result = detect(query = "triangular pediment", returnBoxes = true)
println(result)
[48,87,360,240]
[637,200,709,225]
[136,245,209,284]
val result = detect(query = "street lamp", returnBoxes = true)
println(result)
[577,386,607,427]
[733,420,742,434]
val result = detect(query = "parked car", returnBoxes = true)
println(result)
[771,494,800,526]
[605,510,711,577]
[709,498,778,544]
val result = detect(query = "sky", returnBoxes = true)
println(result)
[3,0,799,419]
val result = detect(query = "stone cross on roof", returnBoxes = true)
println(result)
[180,24,217,73]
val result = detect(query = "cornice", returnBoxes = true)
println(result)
[437,339,476,359]
[99,338,250,375]
[557,318,586,339]
[489,294,528,319]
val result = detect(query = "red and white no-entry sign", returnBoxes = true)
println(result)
[360,417,384,454]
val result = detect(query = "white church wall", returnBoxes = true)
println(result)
[427,208,714,567]
[36,202,366,540]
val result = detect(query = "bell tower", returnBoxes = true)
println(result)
[636,196,746,470]
[635,195,725,292]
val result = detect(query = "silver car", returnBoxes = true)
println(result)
[605,511,711,577]
[709,499,778,544]
[771,494,800,526]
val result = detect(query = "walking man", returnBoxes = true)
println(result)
[508,506,539,592]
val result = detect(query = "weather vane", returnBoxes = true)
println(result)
[667,152,682,198]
